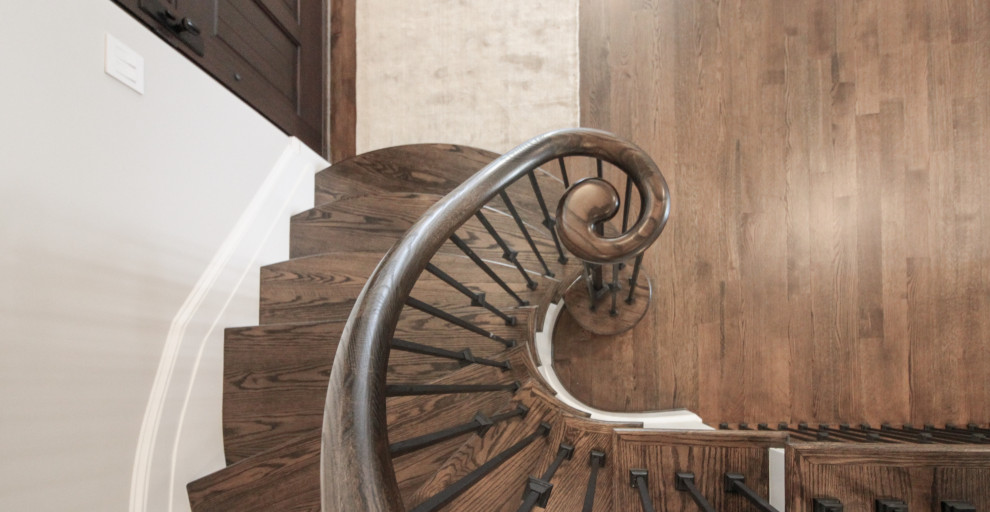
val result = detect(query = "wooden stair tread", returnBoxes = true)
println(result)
[223,309,534,463]
[187,433,320,512]
[315,144,497,204]
[537,416,638,512]
[289,193,568,280]
[314,144,566,229]
[407,380,562,510]
[260,250,550,325]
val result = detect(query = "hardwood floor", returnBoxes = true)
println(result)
[559,0,990,426]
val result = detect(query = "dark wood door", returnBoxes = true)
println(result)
[113,0,326,153]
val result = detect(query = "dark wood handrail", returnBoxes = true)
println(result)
[320,128,670,511]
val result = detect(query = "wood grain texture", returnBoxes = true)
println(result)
[786,442,990,511]
[612,430,784,512]
[408,381,561,509]
[576,0,990,425]
[536,416,639,512]
[329,0,355,161]
[187,434,320,512]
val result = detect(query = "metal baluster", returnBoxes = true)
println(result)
[449,234,529,306]
[610,263,620,316]
[819,424,893,443]
[517,443,574,512]
[922,424,988,443]
[389,404,529,457]
[626,253,644,304]
[409,422,552,512]
[391,338,511,371]
[558,157,570,188]
[499,191,554,277]
[425,262,517,325]
[475,211,538,291]
[386,381,520,397]
[622,175,633,233]
[771,423,820,441]
[596,158,603,179]
[583,263,599,311]
[581,451,606,512]
[724,473,779,512]
[527,170,568,263]
[406,296,516,347]
[675,473,716,512]
[630,469,656,512]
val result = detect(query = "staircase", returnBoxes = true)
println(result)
[186,130,990,512]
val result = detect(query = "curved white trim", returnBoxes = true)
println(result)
[534,301,713,430]
[129,137,327,512]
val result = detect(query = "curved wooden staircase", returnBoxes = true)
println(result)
[186,134,990,512]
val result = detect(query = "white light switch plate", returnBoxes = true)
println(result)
[105,33,145,94]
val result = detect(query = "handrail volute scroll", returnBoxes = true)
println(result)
[321,128,669,511]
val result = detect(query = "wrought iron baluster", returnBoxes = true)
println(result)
[386,381,520,397]
[499,191,554,277]
[449,234,529,306]
[675,473,716,512]
[527,170,568,263]
[408,422,552,512]
[390,338,511,371]
[516,443,574,512]
[389,404,529,457]
[724,473,779,512]
[406,296,516,347]
[626,253,644,304]
[610,263,620,316]
[474,211,538,291]
[622,175,633,233]
[558,157,570,188]
[581,451,606,512]
[596,158,603,178]
[424,262,517,325]
[630,469,656,512]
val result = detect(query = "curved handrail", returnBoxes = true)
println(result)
[320,128,670,511]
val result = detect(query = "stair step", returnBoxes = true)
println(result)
[407,380,562,511]
[224,310,533,464]
[187,433,320,512]
[260,251,548,325]
[289,193,565,279]
[537,416,638,511]
[315,144,499,205]
[389,348,531,507]
[314,144,567,231]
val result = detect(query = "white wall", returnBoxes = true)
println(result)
[356,0,579,154]
[0,2,326,511]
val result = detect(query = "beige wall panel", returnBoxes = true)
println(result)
[357,0,579,153]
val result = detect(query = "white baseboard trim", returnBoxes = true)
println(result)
[534,301,713,429]
[128,137,327,512]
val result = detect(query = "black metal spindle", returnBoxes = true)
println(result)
[610,263,620,316]
[474,211,539,291]
[527,170,568,264]
[966,422,990,434]
[836,423,885,442]
[583,263,599,311]
[581,451,606,512]
[596,158,603,178]
[876,498,908,512]
[923,424,988,443]
[499,191,554,277]
[386,381,521,397]
[858,423,934,444]
[622,175,633,233]
[517,443,574,512]
[630,469,656,512]
[941,500,976,512]
[448,234,529,306]
[724,473,779,512]
[558,157,570,188]
[391,338,511,371]
[424,262,517,326]
[675,473,716,512]
[406,296,517,347]
[409,422,552,512]
[626,253,644,304]
[389,404,529,457]
[818,424,892,443]
[814,497,845,512]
